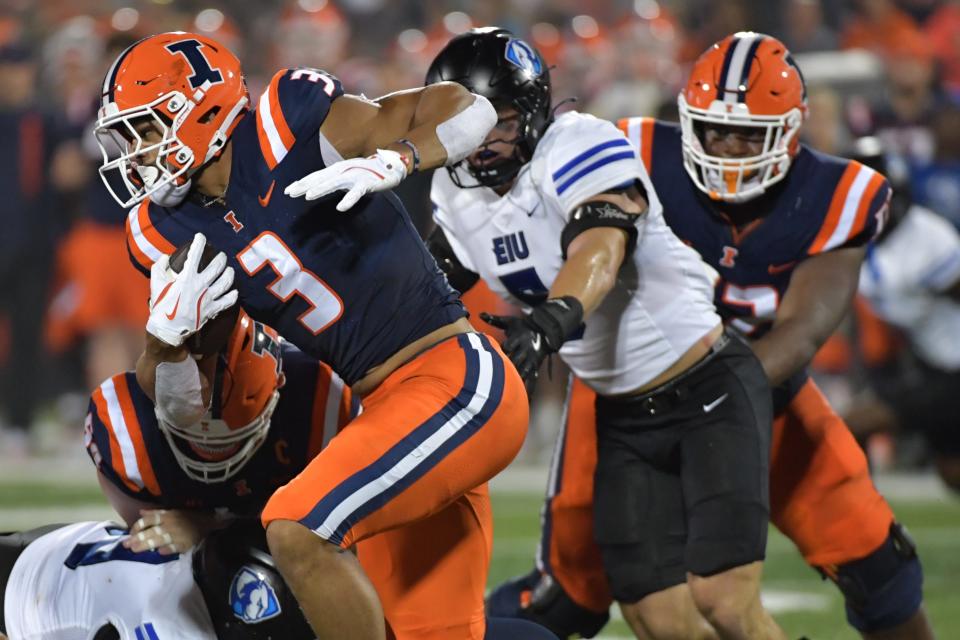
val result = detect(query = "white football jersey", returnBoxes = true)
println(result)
[432,111,720,394]
[859,205,960,371]
[4,521,214,640]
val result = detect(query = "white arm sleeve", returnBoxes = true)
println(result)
[436,94,498,165]
[154,356,207,427]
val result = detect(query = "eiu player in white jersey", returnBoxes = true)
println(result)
[425,28,786,640]
[848,137,960,492]
[0,519,313,640]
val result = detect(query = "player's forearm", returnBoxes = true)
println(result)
[550,228,626,318]
[378,83,496,173]
[136,333,191,403]
[750,319,823,386]
[136,334,212,424]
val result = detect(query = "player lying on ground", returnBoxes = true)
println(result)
[0,519,313,639]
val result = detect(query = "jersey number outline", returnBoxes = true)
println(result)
[65,527,178,568]
[238,231,344,334]
[291,68,337,96]
[164,40,223,89]
[720,283,780,335]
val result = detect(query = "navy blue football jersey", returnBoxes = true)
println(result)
[126,68,465,384]
[84,343,357,515]
[619,117,890,338]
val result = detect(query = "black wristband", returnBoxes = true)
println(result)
[396,138,421,173]
[528,296,584,351]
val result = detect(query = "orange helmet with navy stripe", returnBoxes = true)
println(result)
[95,31,249,207]
[678,32,807,202]
[159,311,284,484]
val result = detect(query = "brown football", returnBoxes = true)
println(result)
[168,240,240,357]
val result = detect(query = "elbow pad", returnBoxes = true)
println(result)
[436,94,498,165]
[426,227,480,294]
[561,198,645,259]
[154,357,208,427]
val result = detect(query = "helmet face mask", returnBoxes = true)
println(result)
[679,95,804,202]
[678,32,807,203]
[427,27,552,189]
[157,313,284,484]
[96,92,197,208]
[159,390,280,484]
[96,32,249,207]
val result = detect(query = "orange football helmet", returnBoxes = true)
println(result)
[159,311,284,483]
[678,32,807,202]
[95,31,249,207]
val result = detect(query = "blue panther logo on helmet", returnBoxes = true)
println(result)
[504,38,543,77]
[229,566,282,623]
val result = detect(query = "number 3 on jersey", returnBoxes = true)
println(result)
[238,232,343,334]
[720,283,779,336]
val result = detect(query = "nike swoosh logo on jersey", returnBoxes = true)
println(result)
[525,202,540,217]
[767,260,797,274]
[703,393,729,413]
[165,295,181,321]
[258,180,276,207]
[531,333,542,351]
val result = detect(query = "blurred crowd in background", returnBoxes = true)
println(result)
[1,0,959,480]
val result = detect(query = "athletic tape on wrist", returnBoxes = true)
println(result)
[154,357,208,427]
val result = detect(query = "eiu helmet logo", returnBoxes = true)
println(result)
[504,38,542,76]
[229,566,282,623]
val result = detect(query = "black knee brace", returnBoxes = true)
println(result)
[486,569,610,639]
[820,522,924,632]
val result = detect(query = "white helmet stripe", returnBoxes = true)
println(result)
[722,33,761,104]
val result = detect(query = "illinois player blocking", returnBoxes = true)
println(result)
[85,309,356,546]
[491,32,933,640]
[95,32,532,640]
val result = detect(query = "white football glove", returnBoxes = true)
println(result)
[284,148,407,211]
[146,233,238,347]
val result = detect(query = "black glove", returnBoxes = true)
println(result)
[480,296,584,396]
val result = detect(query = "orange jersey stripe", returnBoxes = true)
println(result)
[137,200,176,255]
[848,171,886,241]
[267,73,296,150]
[112,375,161,496]
[808,162,859,255]
[125,211,153,273]
[616,117,655,171]
[91,386,140,494]
[256,71,296,170]
[255,107,278,170]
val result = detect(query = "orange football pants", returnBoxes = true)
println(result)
[541,376,895,612]
[45,221,149,352]
[262,332,528,639]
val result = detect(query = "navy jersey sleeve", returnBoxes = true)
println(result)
[84,379,163,504]
[255,68,345,170]
[808,162,890,255]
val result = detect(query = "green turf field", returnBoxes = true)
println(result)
[490,492,960,639]
[1,472,958,639]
